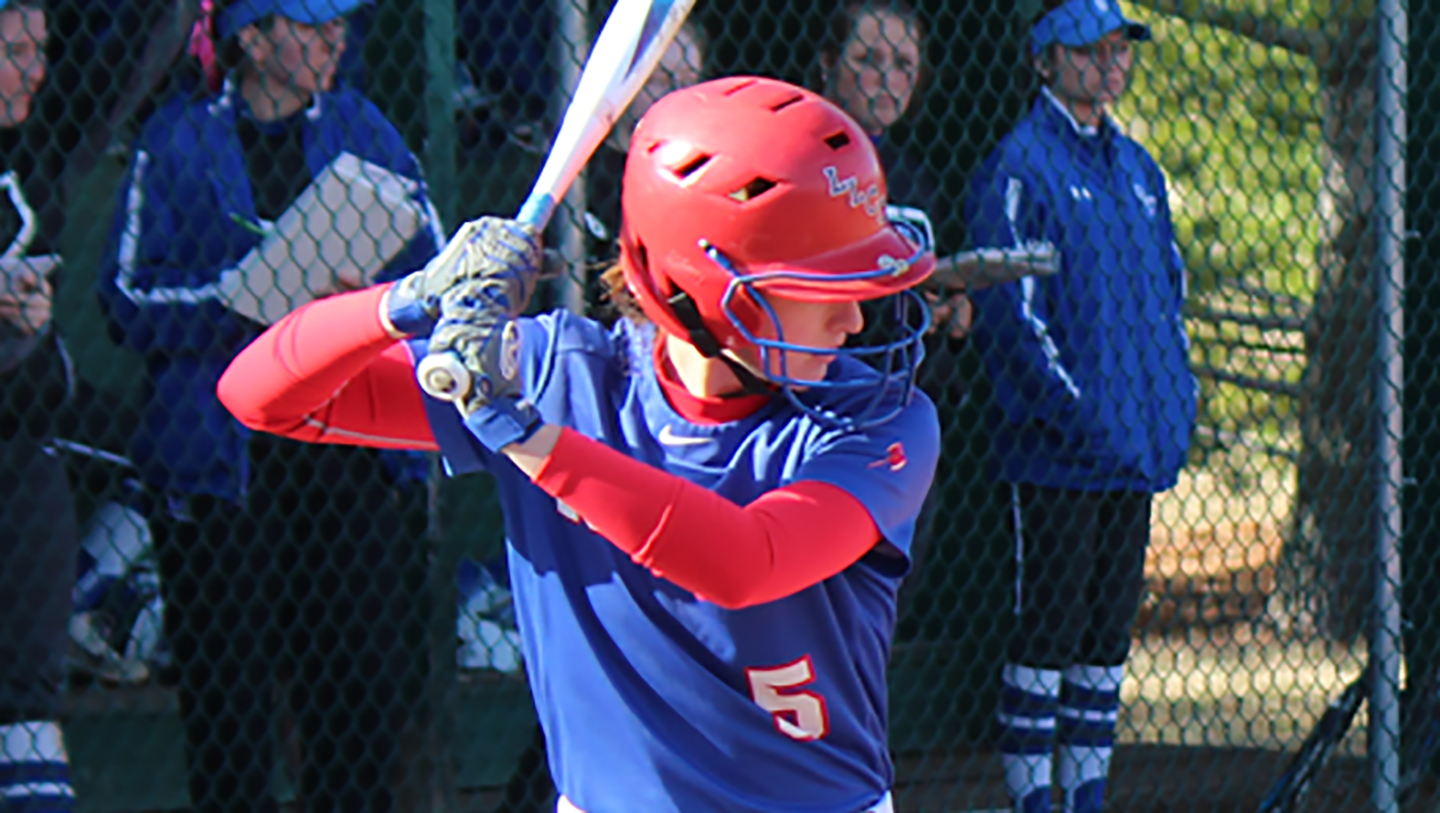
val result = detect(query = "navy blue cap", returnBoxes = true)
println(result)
[1031,0,1151,55]
[219,0,369,40]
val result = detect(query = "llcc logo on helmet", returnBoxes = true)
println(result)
[822,166,883,219]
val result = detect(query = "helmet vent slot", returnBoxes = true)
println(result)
[824,131,851,150]
[633,239,649,273]
[672,154,713,179]
[723,78,759,95]
[770,94,805,112]
[728,177,778,203]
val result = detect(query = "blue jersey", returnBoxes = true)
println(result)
[417,311,939,813]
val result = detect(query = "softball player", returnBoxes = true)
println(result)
[0,3,82,810]
[96,1,444,809]
[964,1,1196,811]
[219,76,939,813]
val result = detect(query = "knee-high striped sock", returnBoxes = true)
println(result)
[0,721,76,812]
[999,663,1060,813]
[1058,665,1123,813]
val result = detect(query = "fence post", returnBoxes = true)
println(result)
[422,1,459,809]
[424,0,458,229]
[1371,0,1407,808]
[553,0,590,315]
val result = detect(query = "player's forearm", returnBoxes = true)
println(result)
[502,424,562,474]
[526,427,882,609]
[219,283,415,439]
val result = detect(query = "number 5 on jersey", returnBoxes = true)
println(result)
[746,656,830,741]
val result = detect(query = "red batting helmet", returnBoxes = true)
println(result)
[617,76,935,355]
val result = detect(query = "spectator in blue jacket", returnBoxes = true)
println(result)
[0,3,85,810]
[96,1,444,810]
[964,0,1195,811]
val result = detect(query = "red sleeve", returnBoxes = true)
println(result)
[217,284,438,451]
[532,427,883,609]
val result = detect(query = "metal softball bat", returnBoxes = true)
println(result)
[417,0,699,403]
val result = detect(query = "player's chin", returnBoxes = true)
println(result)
[1102,75,1129,102]
[311,65,339,94]
[869,100,899,129]
[0,97,31,128]
[779,355,836,389]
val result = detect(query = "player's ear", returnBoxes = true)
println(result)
[1031,50,1053,84]
[817,51,837,90]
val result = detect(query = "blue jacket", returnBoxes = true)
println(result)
[97,83,446,500]
[965,92,1196,493]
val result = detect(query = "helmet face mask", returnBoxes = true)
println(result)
[707,242,932,429]
[619,76,936,428]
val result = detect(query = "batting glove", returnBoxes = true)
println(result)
[387,217,543,338]
[462,391,544,454]
[426,278,542,452]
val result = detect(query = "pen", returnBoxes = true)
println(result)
[229,212,268,236]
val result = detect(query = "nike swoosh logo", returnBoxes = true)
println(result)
[658,425,712,447]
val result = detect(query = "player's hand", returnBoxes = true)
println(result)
[426,282,543,450]
[425,279,542,452]
[0,256,56,336]
[924,289,972,340]
[388,217,542,337]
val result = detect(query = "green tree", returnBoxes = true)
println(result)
[1127,0,1382,638]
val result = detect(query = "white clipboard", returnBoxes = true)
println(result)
[221,153,424,325]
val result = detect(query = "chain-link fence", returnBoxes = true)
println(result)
[0,0,1429,810]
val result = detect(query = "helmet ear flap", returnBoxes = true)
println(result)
[665,286,724,358]
[620,227,718,356]
[642,240,724,359]
[623,227,745,361]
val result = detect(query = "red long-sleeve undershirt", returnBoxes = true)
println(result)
[218,285,441,450]
[218,285,884,609]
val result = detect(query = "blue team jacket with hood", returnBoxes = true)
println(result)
[965,91,1196,493]
[97,82,445,500]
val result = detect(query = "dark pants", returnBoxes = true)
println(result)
[153,438,427,813]
[1007,484,1151,668]
[0,436,78,723]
